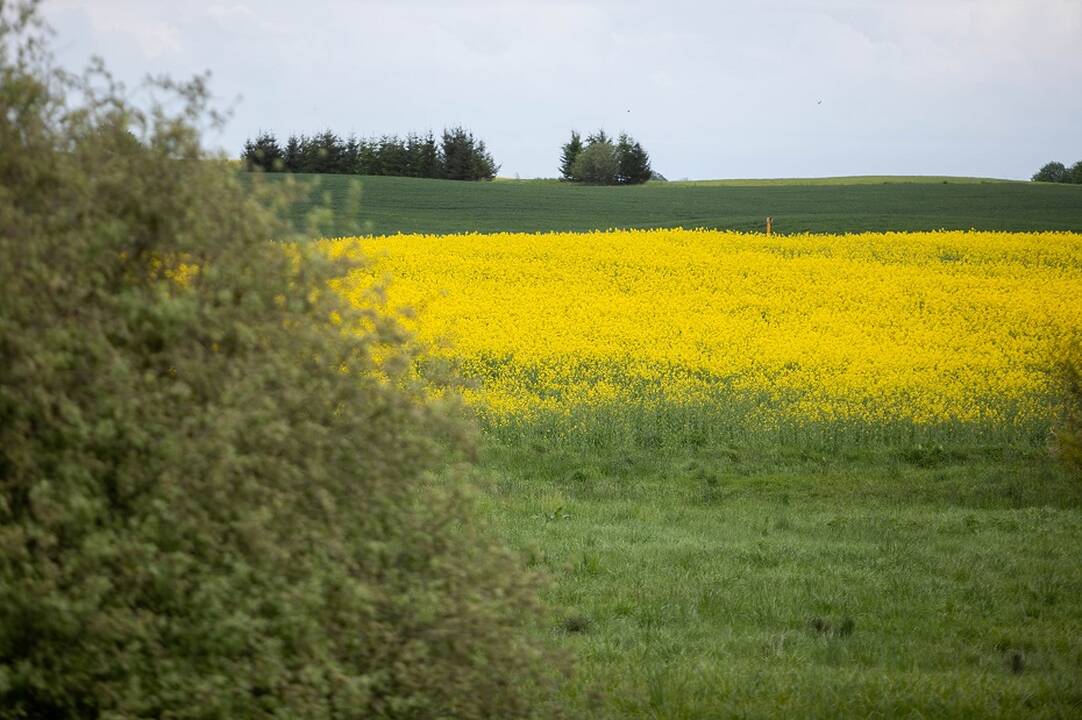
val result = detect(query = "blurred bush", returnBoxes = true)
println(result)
[0,3,563,718]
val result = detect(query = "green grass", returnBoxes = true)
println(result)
[665,175,1013,187]
[242,172,1082,237]
[478,394,1050,454]
[475,439,1082,718]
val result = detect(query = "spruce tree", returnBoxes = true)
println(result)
[343,133,361,174]
[586,128,610,146]
[1070,160,1082,185]
[559,130,583,181]
[299,134,321,173]
[313,130,345,173]
[377,135,407,176]
[616,133,652,185]
[283,134,303,172]
[418,131,442,178]
[241,131,283,171]
[359,141,372,176]
[441,126,498,181]
[471,137,499,180]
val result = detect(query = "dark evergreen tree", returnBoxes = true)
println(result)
[441,128,470,180]
[470,137,499,181]
[299,134,322,173]
[343,133,361,174]
[377,135,407,177]
[356,138,377,175]
[586,129,610,146]
[283,134,303,172]
[312,130,346,173]
[241,131,283,171]
[442,126,498,181]
[417,131,442,178]
[616,133,652,185]
[403,133,422,177]
[559,130,583,181]
[1070,160,1082,184]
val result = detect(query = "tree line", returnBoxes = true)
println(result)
[559,130,654,185]
[242,127,499,181]
[1032,160,1082,184]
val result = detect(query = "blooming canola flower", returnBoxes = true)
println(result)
[323,229,1082,428]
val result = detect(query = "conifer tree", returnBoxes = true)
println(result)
[241,131,283,171]
[559,130,583,181]
[1070,160,1082,185]
[378,135,407,176]
[358,138,380,175]
[442,126,497,181]
[283,134,303,172]
[417,131,442,178]
[586,129,610,146]
[343,133,361,174]
[616,133,653,185]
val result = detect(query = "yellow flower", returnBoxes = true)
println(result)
[322,229,1082,430]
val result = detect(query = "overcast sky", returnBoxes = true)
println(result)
[42,0,1082,180]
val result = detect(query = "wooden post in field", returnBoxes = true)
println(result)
[766,216,773,236]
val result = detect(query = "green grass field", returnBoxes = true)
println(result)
[243,172,1082,237]
[475,441,1082,718]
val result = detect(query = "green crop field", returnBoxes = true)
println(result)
[242,171,1082,237]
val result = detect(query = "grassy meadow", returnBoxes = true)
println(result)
[478,444,1082,718]
[243,171,1082,237]
[318,224,1082,717]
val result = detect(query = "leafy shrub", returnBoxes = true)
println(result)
[571,141,620,184]
[1032,161,1069,183]
[0,5,562,718]
[1032,160,1082,184]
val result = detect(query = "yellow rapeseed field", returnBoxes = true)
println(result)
[324,229,1082,432]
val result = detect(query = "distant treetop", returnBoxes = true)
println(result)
[559,129,653,185]
[242,127,499,181]
[1032,160,1082,184]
